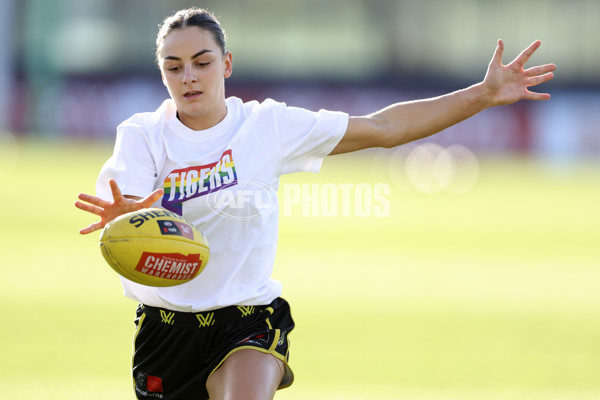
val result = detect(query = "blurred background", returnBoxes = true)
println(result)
[1,0,598,156]
[1,0,599,399]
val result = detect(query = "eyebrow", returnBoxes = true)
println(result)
[163,49,213,61]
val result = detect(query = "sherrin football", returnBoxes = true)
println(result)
[99,208,210,287]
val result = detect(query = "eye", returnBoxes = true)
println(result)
[167,66,181,72]
[197,62,210,67]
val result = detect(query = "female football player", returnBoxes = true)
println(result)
[75,7,555,400]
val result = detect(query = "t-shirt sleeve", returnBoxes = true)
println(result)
[96,120,158,201]
[274,102,349,175]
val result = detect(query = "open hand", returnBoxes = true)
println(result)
[75,179,164,235]
[483,39,556,106]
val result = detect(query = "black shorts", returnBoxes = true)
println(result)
[131,297,295,400]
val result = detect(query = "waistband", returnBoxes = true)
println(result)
[140,302,274,328]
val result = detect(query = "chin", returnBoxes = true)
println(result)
[178,102,207,117]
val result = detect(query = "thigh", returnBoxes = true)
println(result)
[206,349,284,400]
[205,298,296,399]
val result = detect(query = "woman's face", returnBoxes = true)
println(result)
[159,26,232,130]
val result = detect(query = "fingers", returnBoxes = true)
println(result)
[109,179,124,201]
[79,221,106,235]
[76,192,110,208]
[75,192,110,218]
[74,199,104,216]
[527,71,555,87]
[524,90,551,101]
[76,185,164,235]
[512,40,541,68]
[525,63,557,77]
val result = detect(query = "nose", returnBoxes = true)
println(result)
[182,65,197,84]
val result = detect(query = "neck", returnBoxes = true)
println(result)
[177,103,227,131]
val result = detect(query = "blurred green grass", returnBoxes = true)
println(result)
[1,138,599,399]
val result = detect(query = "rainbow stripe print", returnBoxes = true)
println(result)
[161,149,238,215]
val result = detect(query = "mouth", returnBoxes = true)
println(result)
[183,90,203,99]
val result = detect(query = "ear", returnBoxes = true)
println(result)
[223,51,233,79]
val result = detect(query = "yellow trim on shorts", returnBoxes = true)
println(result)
[208,346,294,389]
[269,329,281,352]
[131,312,146,391]
[206,306,293,388]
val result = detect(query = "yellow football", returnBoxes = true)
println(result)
[99,208,210,287]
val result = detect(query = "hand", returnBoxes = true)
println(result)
[75,179,164,235]
[483,39,556,106]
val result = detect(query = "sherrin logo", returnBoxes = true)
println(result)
[135,252,202,280]
[207,180,278,221]
[129,209,188,228]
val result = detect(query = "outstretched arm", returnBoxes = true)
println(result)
[75,179,163,235]
[330,40,556,155]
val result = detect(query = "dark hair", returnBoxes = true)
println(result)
[156,8,227,63]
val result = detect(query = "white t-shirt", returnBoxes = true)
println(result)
[97,96,349,312]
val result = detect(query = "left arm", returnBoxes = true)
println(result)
[330,39,556,155]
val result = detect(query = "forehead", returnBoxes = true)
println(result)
[159,26,219,59]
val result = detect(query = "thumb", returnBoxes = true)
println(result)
[490,39,504,67]
[139,188,164,207]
